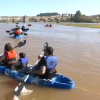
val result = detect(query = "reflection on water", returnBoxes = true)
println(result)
[0,23,100,100]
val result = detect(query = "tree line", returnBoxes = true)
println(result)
[70,10,100,23]
[37,12,60,16]
[36,11,100,23]
[0,11,100,23]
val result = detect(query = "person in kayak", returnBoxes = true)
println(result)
[18,46,58,79]
[49,24,52,27]
[14,27,22,36]
[0,43,17,68]
[33,46,57,79]
[16,25,20,28]
[10,52,28,70]
[46,24,48,27]
[22,26,26,31]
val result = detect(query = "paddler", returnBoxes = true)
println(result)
[18,46,58,79]
[14,27,22,36]
[0,43,17,69]
[49,24,52,27]
[21,26,26,31]
[9,52,29,71]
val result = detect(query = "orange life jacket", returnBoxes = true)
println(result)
[7,49,17,60]
[15,30,21,35]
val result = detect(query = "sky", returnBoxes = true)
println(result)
[0,0,100,16]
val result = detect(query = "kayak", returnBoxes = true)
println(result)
[13,33,24,39]
[28,24,31,26]
[0,64,75,89]
[44,26,53,27]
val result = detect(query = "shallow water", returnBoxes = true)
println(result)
[0,22,100,100]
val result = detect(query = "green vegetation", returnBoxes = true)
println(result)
[35,10,100,23]
[37,12,60,16]
[70,10,100,23]
[58,23,100,29]
[1,10,100,25]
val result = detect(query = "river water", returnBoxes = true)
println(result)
[0,22,100,100]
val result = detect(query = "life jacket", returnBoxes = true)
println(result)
[7,49,17,60]
[43,56,57,78]
[44,56,57,69]
[17,57,28,69]
[15,29,21,35]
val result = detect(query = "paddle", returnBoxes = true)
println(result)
[22,32,27,35]
[26,28,29,31]
[0,40,26,57]
[9,33,14,35]
[13,40,26,49]
[14,42,48,97]
[21,28,29,32]
[6,30,10,33]
[6,30,28,35]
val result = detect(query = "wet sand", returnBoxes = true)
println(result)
[0,22,100,100]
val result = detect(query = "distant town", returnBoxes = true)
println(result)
[0,10,100,23]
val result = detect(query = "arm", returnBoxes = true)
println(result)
[0,55,5,62]
[8,60,17,64]
[33,66,46,75]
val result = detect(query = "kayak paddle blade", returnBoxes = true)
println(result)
[6,30,10,33]
[14,75,29,96]
[9,33,13,35]
[17,40,26,47]
[13,40,26,49]
[14,82,25,96]
[23,33,28,35]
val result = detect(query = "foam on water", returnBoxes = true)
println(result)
[13,86,33,100]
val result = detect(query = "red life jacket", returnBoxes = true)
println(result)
[7,49,17,60]
[15,30,21,35]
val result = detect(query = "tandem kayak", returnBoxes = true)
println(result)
[13,33,24,39]
[44,26,53,27]
[0,64,75,89]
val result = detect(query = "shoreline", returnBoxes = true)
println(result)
[57,23,100,29]
[35,22,100,29]
[1,22,100,29]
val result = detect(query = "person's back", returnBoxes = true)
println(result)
[49,24,52,26]
[16,52,28,70]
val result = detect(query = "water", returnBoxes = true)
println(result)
[0,22,100,100]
